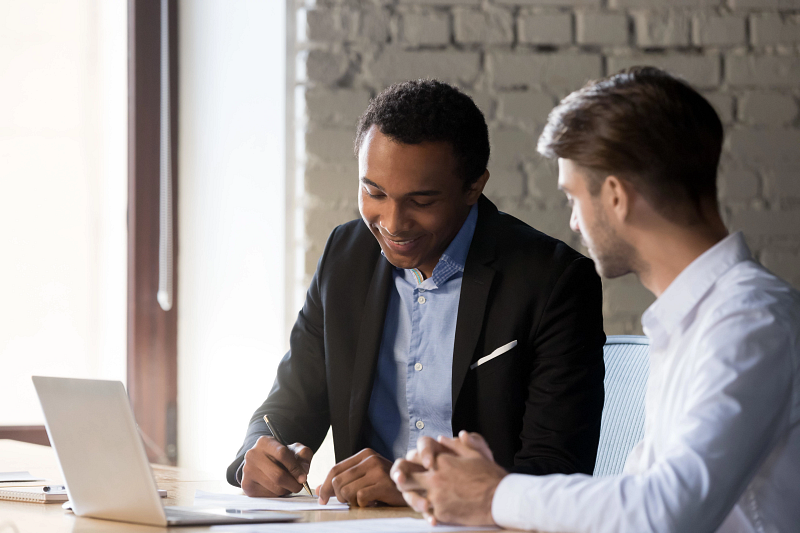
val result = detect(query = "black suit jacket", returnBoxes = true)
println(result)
[227,196,605,485]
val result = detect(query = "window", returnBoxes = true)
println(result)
[0,1,127,426]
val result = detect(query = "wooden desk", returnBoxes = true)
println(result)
[0,440,430,532]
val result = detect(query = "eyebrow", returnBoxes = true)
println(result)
[360,177,442,197]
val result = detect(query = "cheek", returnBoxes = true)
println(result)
[358,193,375,222]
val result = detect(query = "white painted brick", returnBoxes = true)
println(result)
[518,12,573,46]
[492,52,602,90]
[306,50,349,85]
[305,205,360,265]
[726,55,800,87]
[763,168,800,198]
[524,157,562,203]
[729,209,800,237]
[368,49,481,85]
[305,162,358,201]
[496,0,599,5]
[306,88,371,126]
[751,13,800,46]
[703,91,734,124]
[607,54,720,88]
[632,10,691,47]
[730,0,800,8]
[718,165,760,201]
[603,316,645,336]
[483,167,526,198]
[728,129,800,170]
[360,7,390,42]
[306,128,356,164]
[489,127,537,170]
[306,8,358,42]
[611,0,722,6]
[739,91,797,126]
[401,11,451,46]
[692,13,746,46]
[602,274,655,316]
[760,249,800,288]
[497,92,556,131]
[576,11,629,46]
[398,0,480,5]
[454,7,514,45]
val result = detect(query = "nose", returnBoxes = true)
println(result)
[569,209,581,235]
[380,201,409,236]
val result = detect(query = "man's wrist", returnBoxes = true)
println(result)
[491,473,525,528]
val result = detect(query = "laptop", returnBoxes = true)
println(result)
[32,376,299,527]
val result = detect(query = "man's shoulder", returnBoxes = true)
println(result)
[486,209,590,273]
[316,218,381,273]
[710,259,800,326]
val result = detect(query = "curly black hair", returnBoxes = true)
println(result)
[354,79,490,188]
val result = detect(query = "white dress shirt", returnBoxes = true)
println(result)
[491,232,800,533]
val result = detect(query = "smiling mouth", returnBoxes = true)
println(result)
[379,232,422,250]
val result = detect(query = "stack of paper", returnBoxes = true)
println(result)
[193,490,349,512]
[210,517,498,532]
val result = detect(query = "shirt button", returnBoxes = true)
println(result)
[414,362,423,371]
[415,420,425,430]
[417,296,426,304]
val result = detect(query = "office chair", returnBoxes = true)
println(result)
[593,335,650,477]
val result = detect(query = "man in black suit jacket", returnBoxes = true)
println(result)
[227,80,605,507]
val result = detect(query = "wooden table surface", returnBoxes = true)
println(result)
[0,439,512,532]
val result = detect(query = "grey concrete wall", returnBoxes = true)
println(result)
[293,0,800,334]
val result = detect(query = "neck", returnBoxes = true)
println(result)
[635,215,729,297]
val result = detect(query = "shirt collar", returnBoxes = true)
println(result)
[641,231,752,342]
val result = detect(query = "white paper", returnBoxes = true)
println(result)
[211,517,498,533]
[193,490,349,511]
[0,471,44,483]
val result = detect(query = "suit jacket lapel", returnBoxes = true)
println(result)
[349,254,393,453]
[452,196,498,408]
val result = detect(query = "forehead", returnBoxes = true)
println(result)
[359,126,461,191]
[557,158,584,190]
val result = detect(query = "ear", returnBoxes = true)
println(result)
[465,170,490,204]
[603,175,633,224]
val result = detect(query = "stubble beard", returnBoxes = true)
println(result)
[585,211,639,280]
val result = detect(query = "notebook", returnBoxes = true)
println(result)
[0,487,68,504]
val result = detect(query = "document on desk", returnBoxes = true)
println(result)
[0,471,45,483]
[194,490,349,511]
[211,517,498,532]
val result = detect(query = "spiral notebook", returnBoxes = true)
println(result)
[0,487,69,504]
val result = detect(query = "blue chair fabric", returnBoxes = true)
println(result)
[593,335,650,477]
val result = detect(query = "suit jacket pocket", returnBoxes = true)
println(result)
[470,340,518,370]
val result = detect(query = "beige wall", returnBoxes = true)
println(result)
[293,0,800,334]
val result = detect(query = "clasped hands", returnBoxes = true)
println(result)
[240,430,507,526]
[390,430,507,527]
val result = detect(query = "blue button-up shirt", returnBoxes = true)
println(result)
[366,204,479,461]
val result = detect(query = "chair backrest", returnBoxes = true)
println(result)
[593,335,650,477]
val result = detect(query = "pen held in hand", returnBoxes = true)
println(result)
[262,415,314,497]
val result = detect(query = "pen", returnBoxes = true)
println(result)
[263,415,314,497]
[42,485,66,492]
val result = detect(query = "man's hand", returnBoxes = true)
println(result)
[391,432,506,527]
[317,448,406,507]
[240,436,313,497]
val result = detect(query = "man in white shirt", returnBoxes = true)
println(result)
[390,66,800,533]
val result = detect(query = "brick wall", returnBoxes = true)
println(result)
[293,0,800,334]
